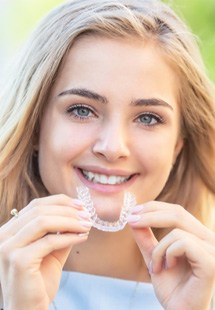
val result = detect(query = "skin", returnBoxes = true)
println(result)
[0,37,214,310]
[38,36,183,217]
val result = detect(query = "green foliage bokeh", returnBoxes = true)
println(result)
[164,0,215,81]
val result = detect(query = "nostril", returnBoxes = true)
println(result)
[92,139,130,161]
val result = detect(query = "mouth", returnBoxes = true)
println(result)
[75,166,138,193]
[81,169,132,185]
[76,166,137,186]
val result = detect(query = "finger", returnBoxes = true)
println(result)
[151,228,189,273]
[151,229,215,278]
[4,215,92,249]
[0,233,85,308]
[1,199,87,239]
[3,195,84,228]
[33,232,89,264]
[22,194,84,214]
[165,239,215,280]
[128,201,211,240]
[1,232,89,272]
[130,226,158,267]
[46,231,90,268]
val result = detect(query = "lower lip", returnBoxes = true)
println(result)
[75,168,138,193]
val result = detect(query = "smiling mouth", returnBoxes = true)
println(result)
[79,169,133,185]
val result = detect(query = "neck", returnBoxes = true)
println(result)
[64,226,150,282]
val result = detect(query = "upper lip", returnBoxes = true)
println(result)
[76,165,137,177]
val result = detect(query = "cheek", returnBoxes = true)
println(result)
[39,126,82,165]
[134,134,176,176]
[37,121,91,194]
[38,118,98,173]
[133,138,175,202]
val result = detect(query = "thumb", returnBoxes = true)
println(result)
[130,226,158,267]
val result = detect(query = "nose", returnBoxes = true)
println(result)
[92,121,130,162]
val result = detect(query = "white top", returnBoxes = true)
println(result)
[49,271,164,310]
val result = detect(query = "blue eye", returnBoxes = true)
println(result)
[67,105,95,119]
[137,113,163,126]
[75,107,91,117]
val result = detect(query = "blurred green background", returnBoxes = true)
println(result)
[0,0,214,81]
[165,0,215,81]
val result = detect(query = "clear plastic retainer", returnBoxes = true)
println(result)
[76,186,136,232]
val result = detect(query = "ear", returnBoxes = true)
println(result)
[173,136,184,164]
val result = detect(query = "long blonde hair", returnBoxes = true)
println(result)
[0,0,215,227]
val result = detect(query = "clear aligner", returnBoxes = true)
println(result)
[76,186,136,232]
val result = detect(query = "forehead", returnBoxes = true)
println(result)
[51,35,179,107]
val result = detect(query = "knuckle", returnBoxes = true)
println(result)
[31,206,43,218]
[0,247,27,272]
[34,216,48,230]
[171,205,183,224]
[170,228,181,238]
[151,244,164,261]
[9,251,24,270]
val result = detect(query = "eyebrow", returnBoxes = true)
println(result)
[58,88,108,104]
[58,87,173,111]
[131,98,174,111]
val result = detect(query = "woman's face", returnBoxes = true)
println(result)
[38,36,183,220]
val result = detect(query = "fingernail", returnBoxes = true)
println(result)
[127,214,141,223]
[131,204,144,214]
[77,210,91,220]
[72,199,85,207]
[79,220,93,227]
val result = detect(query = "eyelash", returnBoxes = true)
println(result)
[66,104,164,126]
[66,104,97,120]
[135,112,164,126]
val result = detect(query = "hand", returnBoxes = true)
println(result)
[128,202,215,310]
[0,194,92,310]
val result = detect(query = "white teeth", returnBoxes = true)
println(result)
[82,170,130,185]
[108,175,117,185]
[88,172,94,181]
[100,175,108,184]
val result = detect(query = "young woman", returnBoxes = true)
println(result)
[0,1,214,309]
